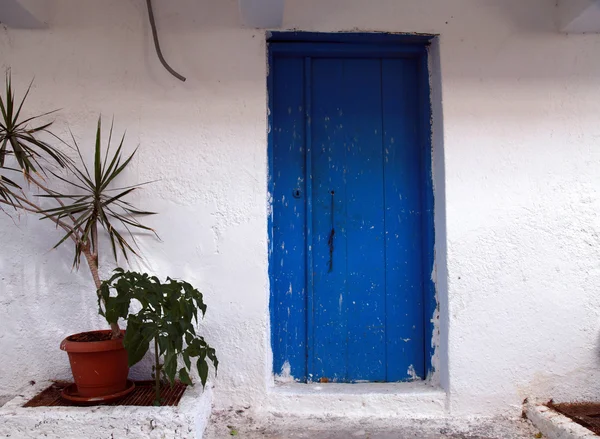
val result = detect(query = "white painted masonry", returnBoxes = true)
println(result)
[0,381,213,438]
[1,0,600,419]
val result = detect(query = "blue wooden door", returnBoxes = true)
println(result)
[270,38,431,383]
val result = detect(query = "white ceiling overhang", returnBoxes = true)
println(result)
[0,0,49,28]
[557,0,600,33]
[238,0,285,28]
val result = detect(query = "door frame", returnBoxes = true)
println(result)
[267,31,437,381]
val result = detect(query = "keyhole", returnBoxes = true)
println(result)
[292,189,302,198]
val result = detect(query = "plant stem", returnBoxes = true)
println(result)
[154,337,161,405]
[82,244,121,339]
[92,214,98,261]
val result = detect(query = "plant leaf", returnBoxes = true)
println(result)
[179,368,193,386]
[197,358,209,388]
[123,320,151,367]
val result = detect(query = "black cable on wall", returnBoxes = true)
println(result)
[145,0,186,82]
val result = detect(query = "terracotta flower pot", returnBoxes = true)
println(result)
[60,329,129,398]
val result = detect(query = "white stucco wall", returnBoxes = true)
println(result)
[1,0,600,418]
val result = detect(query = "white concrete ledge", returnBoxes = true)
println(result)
[525,400,597,439]
[266,382,447,418]
[0,381,213,439]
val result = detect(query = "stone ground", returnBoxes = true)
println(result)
[205,408,543,438]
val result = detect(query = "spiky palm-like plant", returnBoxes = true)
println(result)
[0,73,156,339]
[0,74,69,204]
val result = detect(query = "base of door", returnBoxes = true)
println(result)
[265,381,447,418]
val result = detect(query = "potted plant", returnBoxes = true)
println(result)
[0,73,157,399]
[99,269,218,405]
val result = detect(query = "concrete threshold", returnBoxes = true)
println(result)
[265,381,448,418]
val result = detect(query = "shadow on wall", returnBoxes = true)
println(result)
[1,193,255,387]
[0,206,224,387]
[28,0,242,30]
[284,0,556,34]
[461,0,560,33]
[0,216,109,390]
[22,0,560,34]
[283,0,600,82]
[526,357,600,403]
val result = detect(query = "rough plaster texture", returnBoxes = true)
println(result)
[0,381,213,438]
[1,0,600,420]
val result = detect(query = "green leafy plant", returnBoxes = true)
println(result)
[99,268,218,405]
[0,72,156,339]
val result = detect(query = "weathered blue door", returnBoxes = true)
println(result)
[270,35,432,383]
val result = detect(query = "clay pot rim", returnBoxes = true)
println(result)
[60,329,126,353]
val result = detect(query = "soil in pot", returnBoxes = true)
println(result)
[60,329,129,398]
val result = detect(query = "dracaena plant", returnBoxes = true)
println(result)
[0,73,157,339]
[99,269,218,405]
[0,73,70,204]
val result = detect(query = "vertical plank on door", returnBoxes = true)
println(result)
[304,57,316,380]
[271,56,308,380]
[311,58,388,382]
[311,58,348,381]
[343,59,386,382]
[382,58,425,380]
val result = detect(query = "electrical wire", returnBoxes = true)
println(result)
[145,0,186,82]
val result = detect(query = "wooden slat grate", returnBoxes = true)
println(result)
[23,381,187,407]
[549,401,600,435]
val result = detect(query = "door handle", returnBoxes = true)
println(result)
[327,190,335,273]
